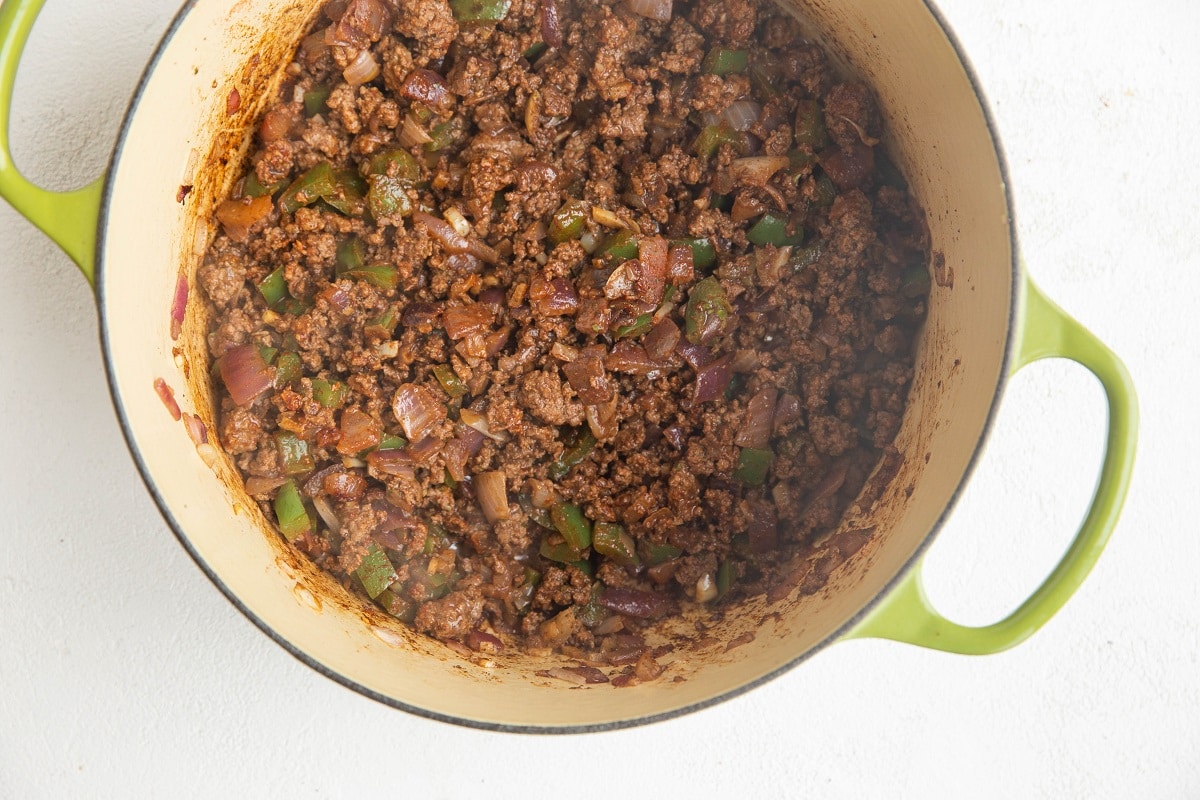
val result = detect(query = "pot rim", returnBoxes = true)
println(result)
[94,0,1021,733]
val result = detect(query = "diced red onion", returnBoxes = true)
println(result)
[460,407,509,443]
[406,435,443,464]
[720,100,762,132]
[820,142,875,190]
[475,470,510,524]
[694,573,718,603]
[415,211,498,264]
[735,386,778,449]
[805,460,849,507]
[599,587,678,619]
[442,437,470,482]
[629,236,667,303]
[604,263,635,300]
[747,502,778,553]
[154,378,181,421]
[226,87,241,116]
[465,238,501,265]
[325,0,389,47]
[311,495,343,535]
[728,156,791,187]
[730,348,760,373]
[540,0,562,47]
[676,340,714,370]
[442,303,494,340]
[400,69,452,112]
[663,424,687,450]
[561,354,613,405]
[397,114,433,147]
[666,246,694,287]
[529,276,578,317]
[220,344,274,406]
[626,0,671,21]
[245,475,287,496]
[324,471,367,500]
[516,160,559,190]
[692,355,733,404]
[585,395,619,441]
[730,192,768,224]
[215,195,273,242]
[343,48,380,86]
[529,479,559,509]
[605,341,659,375]
[182,412,208,445]
[643,318,680,362]
[337,407,382,455]
[467,629,505,653]
[391,383,445,440]
[454,423,486,456]
[318,284,353,312]
[170,273,188,341]
[366,448,416,479]
[303,463,344,496]
[484,327,511,357]
[402,301,441,329]
[259,106,299,143]
[478,287,507,310]
[300,32,330,66]
[773,392,802,433]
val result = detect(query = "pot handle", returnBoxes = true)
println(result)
[0,0,105,285]
[848,276,1137,654]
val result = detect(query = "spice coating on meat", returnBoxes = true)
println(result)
[200,0,930,663]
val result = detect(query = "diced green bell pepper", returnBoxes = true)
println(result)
[615,313,653,340]
[273,352,302,388]
[592,522,640,568]
[432,364,467,399]
[336,236,367,272]
[794,99,829,150]
[303,84,331,117]
[363,149,422,181]
[450,0,511,22]
[311,378,349,408]
[274,431,315,476]
[274,480,312,542]
[550,502,592,553]
[670,237,717,271]
[378,434,408,450]
[747,213,803,247]
[639,541,682,566]
[599,229,639,264]
[733,447,774,486]
[279,162,336,214]
[549,200,588,244]
[356,543,398,599]
[694,124,745,160]
[548,429,596,480]
[685,276,734,345]
[367,175,414,219]
[243,172,287,199]
[258,266,288,308]
[716,560,734,599]
[702,47,748,75]
[343,264,400,290]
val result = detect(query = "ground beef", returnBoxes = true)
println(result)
[200,0,930,667]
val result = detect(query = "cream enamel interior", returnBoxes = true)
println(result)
[99,0,1012,729]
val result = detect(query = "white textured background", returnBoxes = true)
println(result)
[1,0,1197,796]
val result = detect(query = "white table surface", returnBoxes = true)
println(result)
[1,0,1197,796]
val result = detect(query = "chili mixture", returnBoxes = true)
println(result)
[198,0,930,673]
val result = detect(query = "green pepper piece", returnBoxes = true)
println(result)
[273,352,302,388]
[615,313,653,340]
[547,429,596,480]
[523,41,547,61]
[790,239,825,272]
[425,120,456,153]
[243,172,286,199]
[303,84,331,117]
[685,276,734,345]
[364,149,422,181]
[432,364,467,399]
[592,522,640,568]
[639,541,682,566]
[550,502,592,553]
[342,264,400,290]
[787,149,817,175]
[747,213,803,247]
[576,585,607,628]
[278,297,312,316]
[311,378,349,408]
[323,168,367,216]
[747,54,782,98]
[539,537,576,564]
[733,447,774,486]
[279,162,336,214]
[716,560,734,599]
[549,200,588,244]
[670,237,717,271]
[702,47,748,75]
[367,175,414,220]
[693,124,745,160]
[900,265,931,298]
[599,228,639,264]
[273,480,312,542]
[356,543,399,599]
[258,266,288,308]
[376,589,417,623]
[256,344,279,365]
[530,506,555,530]
[336,236,366,273]
[379,434,408,450]
[794,99,829,150]
[364,308,398,338]
[814,173,837,206]
[274,431,315,476]
[450,0,511,22]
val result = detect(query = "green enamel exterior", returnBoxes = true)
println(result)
[0,0,103,285]
[848,275,1139,653]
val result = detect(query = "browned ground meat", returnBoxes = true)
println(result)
[200,0,930,668]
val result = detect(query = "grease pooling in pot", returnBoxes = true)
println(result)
[197,0,930,678]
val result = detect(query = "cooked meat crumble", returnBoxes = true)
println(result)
[200,0,930,668]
